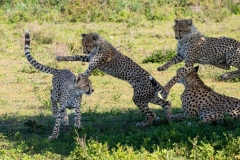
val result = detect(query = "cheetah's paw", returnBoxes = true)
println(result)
[48,135,58,140]
[157,66,166,71]
[136,114,157,127]
[56,56,65,61]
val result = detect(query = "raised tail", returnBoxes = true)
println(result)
[24,31,56,74]
[149,76,168,100]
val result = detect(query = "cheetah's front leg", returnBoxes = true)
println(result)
[48,105,66,140]
[61,110,69,127]
[55,46,99,62]
[82,52,109,78]
[73,102,82,129]
[157,54,184,71]
[164,66,196,99]
[171,113,187,121]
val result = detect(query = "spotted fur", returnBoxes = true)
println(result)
[24,31,94,139]
[160,66,240,122]
[56,33,171,127]
[157,19,240,81]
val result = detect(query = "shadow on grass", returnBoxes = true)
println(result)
[0,108,240,157]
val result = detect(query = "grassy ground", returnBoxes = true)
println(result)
[0,11,240,159]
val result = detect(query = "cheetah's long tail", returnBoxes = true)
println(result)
[24,31,57,74]
[149,76,168,100]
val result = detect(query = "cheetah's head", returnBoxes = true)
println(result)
[174,19,196,41]
[81,33,102,55]
[177,66,199,86]
[73,73,94,96]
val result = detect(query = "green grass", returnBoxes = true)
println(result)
[0,1,240,159]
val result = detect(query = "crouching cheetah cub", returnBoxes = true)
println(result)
[24,31,94,139]
[158,19,240,81]
[154,66,240,122]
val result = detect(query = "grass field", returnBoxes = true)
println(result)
[0,1,240,159]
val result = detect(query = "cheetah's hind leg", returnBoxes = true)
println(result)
[200,112,224,123]
[150,97,172,122]
[211,63,230,70]
[134,100,157,127]
[220,69,240,81]
[221,49,240,80]
[136,112,157,127]
[51,89,58,118]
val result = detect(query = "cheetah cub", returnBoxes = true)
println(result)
[56,33,171,127]
[153,66,240,122]
[158,19,240,81]
[24,31,94,139]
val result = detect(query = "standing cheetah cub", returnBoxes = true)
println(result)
[24,31,94,139]
[158,19,240,81]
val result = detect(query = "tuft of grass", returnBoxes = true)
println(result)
[142,50,176,64]
[91,69,105,76]
[19,64,39,74]
[24,119,46,133]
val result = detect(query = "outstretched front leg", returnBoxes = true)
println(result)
[164,66,196,99]
[56,46,99,62]
[56,55,90,62]
[157,54,184,71]
[82,50,112,78]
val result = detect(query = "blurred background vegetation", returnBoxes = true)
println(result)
[0,0,239,24]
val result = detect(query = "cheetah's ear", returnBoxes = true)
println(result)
[194,66,199,73]
[81,33,87,37]
[174,19,178,24]
[188,19,192,26]
[92,33,99,41]
[76,73,83,83]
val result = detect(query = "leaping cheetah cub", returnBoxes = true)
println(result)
[56,33,171,127]
[158,19,240,81]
